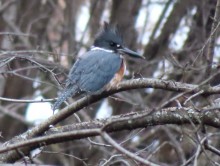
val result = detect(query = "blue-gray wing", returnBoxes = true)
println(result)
[66,50,122,93]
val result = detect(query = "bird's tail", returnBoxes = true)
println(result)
[52,86,78,111]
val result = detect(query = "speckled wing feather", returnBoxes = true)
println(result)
[52,50,122,110]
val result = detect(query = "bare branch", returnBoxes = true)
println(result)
[1,107,220,157]
[100,132,160,166]
[2,75,220,162]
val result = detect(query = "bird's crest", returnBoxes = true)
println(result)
[102,21,122,39]
[93,22,123,48]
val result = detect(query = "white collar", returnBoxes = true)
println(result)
[91,46,114,53]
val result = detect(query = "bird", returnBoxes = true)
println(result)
[52,22,144,111]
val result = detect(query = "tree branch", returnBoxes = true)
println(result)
[1,107,220,158]
[1,77,220,163]
[100,132,160,166]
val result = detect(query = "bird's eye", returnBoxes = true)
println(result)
[110,42,116,47]
[110,42,121,48]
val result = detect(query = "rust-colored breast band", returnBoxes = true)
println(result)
[106,59,125,90]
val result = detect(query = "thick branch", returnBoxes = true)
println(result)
[1,77,220,163]
[1,107,220,157]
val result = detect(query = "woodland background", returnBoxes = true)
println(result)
[1,0,220,165]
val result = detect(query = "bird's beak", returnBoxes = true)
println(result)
[118,47,145,59]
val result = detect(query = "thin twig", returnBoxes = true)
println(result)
[100,132,160,166]
[0,96,55,103]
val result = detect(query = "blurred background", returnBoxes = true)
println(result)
[0,0,220,165]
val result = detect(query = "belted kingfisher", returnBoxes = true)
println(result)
[52,22,144,111]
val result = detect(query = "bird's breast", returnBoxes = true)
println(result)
[106,58,125,90]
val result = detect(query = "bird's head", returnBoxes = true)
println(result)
[93,22,145,59]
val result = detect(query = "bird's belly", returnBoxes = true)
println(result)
[106,59,125,90]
